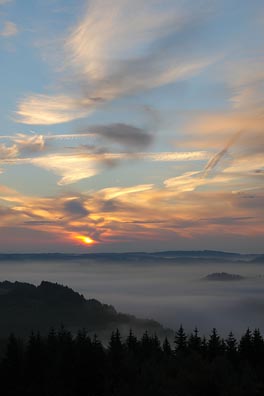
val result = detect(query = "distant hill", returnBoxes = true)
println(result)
[0,250,262,263]
[251,255,264,263]
[0,281,171,338]
[202,272,245,281]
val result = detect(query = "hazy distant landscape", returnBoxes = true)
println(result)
[1,251,263,336]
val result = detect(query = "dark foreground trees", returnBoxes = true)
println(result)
[1,326,264,396]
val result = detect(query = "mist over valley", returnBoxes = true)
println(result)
[1,251,263,336]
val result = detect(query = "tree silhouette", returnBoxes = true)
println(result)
[188,327,201,353]
[174,325,187,353]
[225,331,237,364]
[1,326,264,396]
[239,328,252,361]
[208,328,223,359]
[126,329,138,354]
[163,337,172,356]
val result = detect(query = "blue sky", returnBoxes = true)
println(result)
[0,0,263,252]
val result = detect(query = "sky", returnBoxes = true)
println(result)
[0,0,263,253]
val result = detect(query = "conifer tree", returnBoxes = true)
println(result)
[163,337,172,356]
[226,331,237,359]
[188,327,201,352]
[200,336,208,357]
[141,330,156,359]
[174,325,187,353]
[152,334,161,352]
[2,334,24,395]
[126,329,138,353]
[252,328,264,365]
[109,329,123,365]
[208,328,222,359]
[239,328,252,361]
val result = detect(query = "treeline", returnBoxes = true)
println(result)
[1,326,264,395]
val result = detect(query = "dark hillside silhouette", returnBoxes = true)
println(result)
[0,281,170,338]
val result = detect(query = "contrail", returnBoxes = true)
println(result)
[0,132,96,141]
[203,130,242,177]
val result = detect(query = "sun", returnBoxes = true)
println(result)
[75,235,95,245]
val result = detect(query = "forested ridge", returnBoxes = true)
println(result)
[2,325,264,396]
[0,281,168,338]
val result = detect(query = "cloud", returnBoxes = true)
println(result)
[65,0,183,81]
[23,221,58,226]
[16,0,217,125]
[16,94,91,125]
[0,134,46,165]
[2,123,261,192]
[17,61,214,126]
[163,128,263,194]
[30,154,100,185]
[203,131,242,176]
[63,198,89,218]
[0,0,13,4]
[164,171,204,191]
[0,178,263,251]
[181,56,264,156]
[0,132,96,142]
[199,216,255,225]
[0,129,212,185]
[180,108,264,195]
[144,151,210,162]
[0,184,18,196]
[0,143,18,159]
[1,149,211,185]
[28,150,210,185]
[0,1,263,252]
[163,167,249,193]
[92,123,153,149]
[223,154,264,175]
[0,21,18,37]
[13,134,46,153]
[100,184,154,200]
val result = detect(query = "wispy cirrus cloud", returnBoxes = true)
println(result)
[164,171,235,192]
[16,0,217,125]
[16,94,91,125]
[31,154,100,186]
[28,149,210,185]
[12,134,46,154]
[100,184,154,200]
[203,130,242,177]
[0,128,211,185]
[0,21,18,37]
[165,124,263,195]
[174,59,264,199]
[0,143,18,159]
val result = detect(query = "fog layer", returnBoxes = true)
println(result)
[1,258,264,335]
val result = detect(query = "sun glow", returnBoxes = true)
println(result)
[75,235,95,245]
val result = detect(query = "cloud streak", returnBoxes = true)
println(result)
[0,21,18,37]
[203,130,243,176]
[16,0,217,125]
[91,123,153,149]
[16,94,91,125]
[31,154,100,185]
[0,131,211,185]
